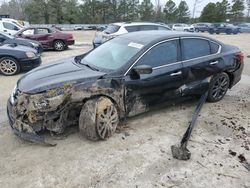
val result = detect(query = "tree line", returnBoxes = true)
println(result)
[0,0,249,24]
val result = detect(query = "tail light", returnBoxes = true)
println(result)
[235,52,244,63]
[69,34,74,39]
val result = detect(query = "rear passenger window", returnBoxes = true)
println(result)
[125,26,140,32]
[139,25,157,31]
[182,39,210,60]
[210,42,220,54]
[137,40,178,67]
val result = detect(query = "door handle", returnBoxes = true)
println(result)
[170,71,182,76]
[210,61,218,65]
[3,30,7,32]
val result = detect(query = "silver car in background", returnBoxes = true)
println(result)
[92,22,171,48]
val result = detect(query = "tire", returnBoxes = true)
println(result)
[226,29,232,35]
[233,30,239,34]
[207,73,230,102]
[79,97,119,141]
[0,57,20,76]
[195,28,199,32]
[209,29,214,34]
[53,40,65,51]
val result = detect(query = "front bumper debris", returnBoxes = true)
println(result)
[7,99,56,146]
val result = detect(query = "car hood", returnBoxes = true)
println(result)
[0,43,37,53]
[17,57,107,94]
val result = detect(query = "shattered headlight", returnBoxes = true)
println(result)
[26,51,36,59]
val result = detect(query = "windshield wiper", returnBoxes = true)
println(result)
[82,63,99,71]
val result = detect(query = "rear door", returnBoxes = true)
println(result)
[180,37,224,91]
[124,39,184,116]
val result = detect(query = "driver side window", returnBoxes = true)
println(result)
[136,40,178,68]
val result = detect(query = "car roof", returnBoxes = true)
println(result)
[112,22,168,27]
[118,30,221,45]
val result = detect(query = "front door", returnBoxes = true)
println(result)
[124,39,185,117]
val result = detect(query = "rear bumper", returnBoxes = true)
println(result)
[20,56,42,71]
[66,39,75,46]
[230,62,244,88]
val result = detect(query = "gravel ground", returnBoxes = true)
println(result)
[0,31,250,188]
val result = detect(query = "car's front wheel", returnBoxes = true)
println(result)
[79,97,119,141]
[207,73,230,102]
[0,57,20,76]
[53,40,65,51]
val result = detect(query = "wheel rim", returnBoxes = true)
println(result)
[0,59,17,75]
[211,75,229,100]
[55,41,64,50]
[96,104,118,139]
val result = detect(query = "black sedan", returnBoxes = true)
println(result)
[7,31,243,143]
[0,44,41,76]
[0,31,43,54]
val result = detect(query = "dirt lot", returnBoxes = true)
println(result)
[0,31,250,188]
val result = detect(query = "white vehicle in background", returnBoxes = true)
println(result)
[0,19,23,35]
[92,22,171,48]
[172,23,194,32]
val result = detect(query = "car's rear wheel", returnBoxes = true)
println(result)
[226,29,232,35]
[207,73,230,102]
[209,29,214,34]
[0,57,20,76]
[53,40,65,51]
[79,97,119,141]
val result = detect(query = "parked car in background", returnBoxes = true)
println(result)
[92,22,171,48]
[74,25,83,30]
[7,31,244,142]
[208,23,239,34]
[193,23,211,32]
[172,24,194,32]
[0,19,23,35]
[15,27,75,51]
[238,23,250,33]
[0,31,43,54]
[0,43,41,75]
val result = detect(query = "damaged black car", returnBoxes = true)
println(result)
[7,31,244,143]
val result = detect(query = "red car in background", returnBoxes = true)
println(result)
[15,27,75,51]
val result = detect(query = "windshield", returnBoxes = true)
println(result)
[81,37,143,70]
[104,24,120,34]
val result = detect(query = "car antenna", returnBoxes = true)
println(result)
[171,91,208,160]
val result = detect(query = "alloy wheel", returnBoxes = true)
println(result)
[211,74,229,101]
[0,58,18,75]
[96,104,119,139]
[54,41,64,51]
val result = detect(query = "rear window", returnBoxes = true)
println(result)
[211,42,220,54]
[104,25,120,34]
[182,38,211,60]
[158,26,170,30]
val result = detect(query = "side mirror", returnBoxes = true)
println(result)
[132,65,153,75]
